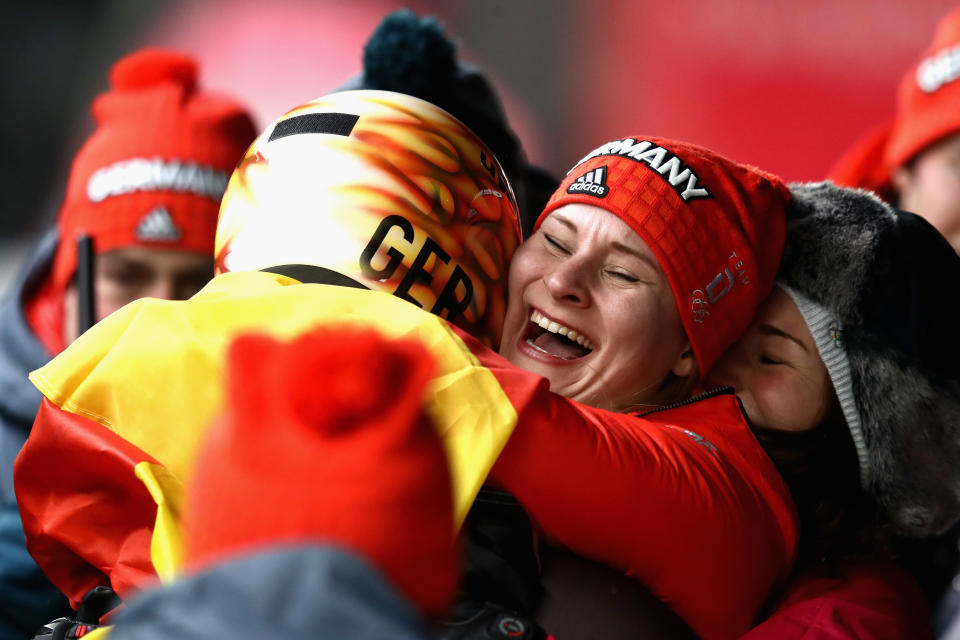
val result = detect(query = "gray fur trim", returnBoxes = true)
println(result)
[781,182,897,325]
[782,181,960,536]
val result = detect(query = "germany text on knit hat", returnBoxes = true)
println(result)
[538,137,790,374]
[50,48,257,289]
[887,7,960,169]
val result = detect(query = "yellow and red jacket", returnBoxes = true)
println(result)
[15,271,797,640]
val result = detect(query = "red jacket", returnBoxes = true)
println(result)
[456,328,799,640]
[742,560,934,640]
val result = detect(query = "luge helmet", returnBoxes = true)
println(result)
[216,90,522,347]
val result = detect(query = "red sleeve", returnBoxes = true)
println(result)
[453,328,798,640]
[741,561,935,640]
[13,398,160,608]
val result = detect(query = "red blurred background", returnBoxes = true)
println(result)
[147,0,957,182]
[2,0,957,241]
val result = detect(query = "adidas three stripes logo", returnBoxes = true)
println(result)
[567,166,609,197]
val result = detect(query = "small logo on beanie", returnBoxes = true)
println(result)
[690,289,710,323]
[136,206,181,242]
[567,166,609,198]
[690,252,751,324]
[828,322,843,347]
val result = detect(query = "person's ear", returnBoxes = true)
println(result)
[670,343,695,378]
[891,165,913,195]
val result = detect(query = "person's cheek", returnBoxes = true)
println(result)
[752,376,789,432]
[94,275,141,321]
[745,381,770,431]
[764,373,818,433]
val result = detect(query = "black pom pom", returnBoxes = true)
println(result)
[362,9,457,100]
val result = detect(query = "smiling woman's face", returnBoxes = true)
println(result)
[705,287,833,432]
[498,204,693,412]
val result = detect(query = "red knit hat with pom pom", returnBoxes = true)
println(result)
[184,326,459,617]
[50,48,257,288]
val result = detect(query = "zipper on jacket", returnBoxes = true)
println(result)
[632,385,735,419]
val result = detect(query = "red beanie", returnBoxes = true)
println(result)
[50,48,257,289]
[887,7,960,169]
[537,137,789,375]
[184,326,458,617]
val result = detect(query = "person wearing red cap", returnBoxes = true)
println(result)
[0,47,255,638]
[499,136,789,410]
[472,137,797,640]
[829,7,960,253]
[1,47,256,494]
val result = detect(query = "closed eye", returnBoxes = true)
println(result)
[760,355,784,365]
[606,269,640,283]
[544,233,571,255]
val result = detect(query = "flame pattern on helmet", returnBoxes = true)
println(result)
[215,90,521,347]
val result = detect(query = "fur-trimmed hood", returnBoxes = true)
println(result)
[781,181,960,537]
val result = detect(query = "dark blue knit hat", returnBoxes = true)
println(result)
[337,9,556,237]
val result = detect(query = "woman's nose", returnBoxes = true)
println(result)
[544,258,591,306]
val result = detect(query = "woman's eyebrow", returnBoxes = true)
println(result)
[550,214,577,232]
[550,213,659,271]
[758,324,809,352]
[610,241,660,271]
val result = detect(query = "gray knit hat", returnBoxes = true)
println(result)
[780,181,960,537]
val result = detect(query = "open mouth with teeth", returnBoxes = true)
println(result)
[523,309,595,360]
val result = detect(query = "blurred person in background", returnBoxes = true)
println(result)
[830,6,960,254]
[0,47,256,638]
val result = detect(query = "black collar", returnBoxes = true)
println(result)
[261,264,369,290]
